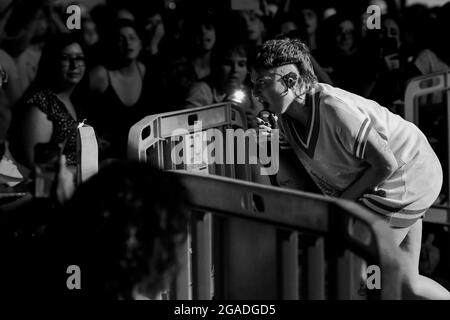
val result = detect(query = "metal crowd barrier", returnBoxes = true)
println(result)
[127,103,402,299]
[127,103,254,299]
[170,171,402,300]
[404,70,450,225]
[76,124,98,184]
[127,103,250,180]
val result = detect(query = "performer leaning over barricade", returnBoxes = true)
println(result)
[252,37,450,299]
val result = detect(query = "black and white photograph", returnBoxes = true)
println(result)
[1,0,450,308]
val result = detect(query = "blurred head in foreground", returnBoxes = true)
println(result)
[51,161,190,299]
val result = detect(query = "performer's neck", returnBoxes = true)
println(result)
[286,95,310,127]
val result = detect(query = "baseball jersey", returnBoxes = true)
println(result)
[279,83,442,227]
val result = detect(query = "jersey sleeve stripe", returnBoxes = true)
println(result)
[354,118,371,158]
[361,198,425,227]
[353,118,369,157]
[358,122,373,159]
[362,196,427,215]
[361,198,393,215]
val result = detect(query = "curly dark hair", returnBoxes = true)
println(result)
[49,161,189,299]
[254,38,317,91]
[31,32,86,92]
[211,40,249,73]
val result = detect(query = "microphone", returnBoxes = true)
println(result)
[256,109,279,186]
[257,109,277,129]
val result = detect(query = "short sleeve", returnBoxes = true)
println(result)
[324,97,372,160]
[25,90,61,124]
[26,91,50,115]
[184,81,214,109]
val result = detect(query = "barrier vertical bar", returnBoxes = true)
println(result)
[280,231,299,299]
[306,237,325,299]
[336,250,354,299]
[191,211,213,299]
[174,230,191,299]
[335,215,354,300]
[212,215,225,299]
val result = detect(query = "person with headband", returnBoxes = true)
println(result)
[252,37,450,299]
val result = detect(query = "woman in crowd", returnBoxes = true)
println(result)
[184,41,261,128]
[316,14,365,94]
[186,11,217,82]
[296,4,320,53]
[9,32,87,170]
[88,19,153,160]
[359,15,405,108]
[163,11,217,109]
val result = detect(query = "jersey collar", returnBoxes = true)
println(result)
[283,90,321,158]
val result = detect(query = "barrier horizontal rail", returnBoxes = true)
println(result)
[171,170,403,300]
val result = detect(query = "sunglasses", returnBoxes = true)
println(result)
[250,72,298,91]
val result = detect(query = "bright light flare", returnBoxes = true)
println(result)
[229,89,246,104]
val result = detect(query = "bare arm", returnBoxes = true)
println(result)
[340,129,398,200]
[89,65,109,94]
[184,82,213,109]
[20,105,53,167]
[55,155,76,204]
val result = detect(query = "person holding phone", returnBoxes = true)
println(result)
[185,40,263,129]
[88,19,149,160]
[360,15,405,110]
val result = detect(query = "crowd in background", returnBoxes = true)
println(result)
[1,0,450,164]
[1,0,450,297]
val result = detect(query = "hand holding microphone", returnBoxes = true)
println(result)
[226,85,260,128]
[256,110,278,138]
